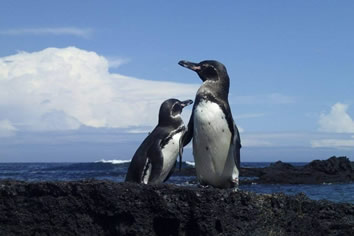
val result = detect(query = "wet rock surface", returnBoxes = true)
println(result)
[0,180,353,236]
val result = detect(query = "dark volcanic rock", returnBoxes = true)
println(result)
[0,180,354,236]
[305,156,353,174]
[254,156,354,184]
[180,156,354,184]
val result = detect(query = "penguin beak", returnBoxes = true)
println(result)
[178,60,201,72]
[180,99,193,108]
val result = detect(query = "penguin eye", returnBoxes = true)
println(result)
[172,104,181,116]
[202,66,218,80]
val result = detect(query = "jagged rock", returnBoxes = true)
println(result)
[177,156,354,184]
[269,161,296,170]
[0,180,353,236]
[305,156,353,174]
[255,156,354,184]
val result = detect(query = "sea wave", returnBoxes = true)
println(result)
[185,161,195,167]
[96,159,131,164]
[96,159,194,166]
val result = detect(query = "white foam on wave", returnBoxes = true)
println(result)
[185,161,195,167]
[96,159,194,166]
[96,159,131,164]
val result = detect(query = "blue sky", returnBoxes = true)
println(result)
[1,1,354,162]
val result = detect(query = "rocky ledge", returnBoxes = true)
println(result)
[1,180,353,236]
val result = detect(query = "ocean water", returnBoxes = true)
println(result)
[0,161,353,204]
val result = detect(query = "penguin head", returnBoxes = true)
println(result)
[158,98,193,126]
[178,60,229,84]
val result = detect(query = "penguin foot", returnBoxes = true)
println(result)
[229,178,239,189]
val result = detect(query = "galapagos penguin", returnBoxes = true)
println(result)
[125,98,193,184]
[178,60,241,188]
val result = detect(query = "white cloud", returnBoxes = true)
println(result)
[0,27,93,38]
[242,138,273,147]
[241,132,354,149]
[241,132,309,147]
[318,103,354,133]
[311,139,354,148]
[312,103,354,148]
[127,128,152,134]
[0,47,199,133]
[231,93,295,105]
[106,57,130,69]
[268,93,296,104]
[0,120,17,137]
[236,113,265,119]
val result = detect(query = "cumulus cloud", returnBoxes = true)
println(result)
[0,47,199,133]
[318,103,354,133]
[0,27,93,38]
[313,104,354,148]
[106,57,130,69]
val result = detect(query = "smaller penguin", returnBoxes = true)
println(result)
[125,98,193,184]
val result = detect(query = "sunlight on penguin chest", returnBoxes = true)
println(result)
[193,101,231,176]
[161,132,182,173]
[193,100,230,137]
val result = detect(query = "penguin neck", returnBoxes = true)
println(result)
[158,116,183,130]
[199,79,229,101]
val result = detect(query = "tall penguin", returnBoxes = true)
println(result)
[178,60,241,188]
[125,98,193,184]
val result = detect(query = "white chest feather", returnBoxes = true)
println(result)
[193,100,237,186]
[160,132,182,178]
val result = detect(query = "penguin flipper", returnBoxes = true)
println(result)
[182,112,194,146]
[178,136,184,171]
[125,151,149,183]
[147,139,164,184]
[232,121,242,170]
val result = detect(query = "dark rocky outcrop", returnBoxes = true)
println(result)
[174,156,354,185]
[241,156,354,184]
[1,180,354,236]
[177,156,354,184]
